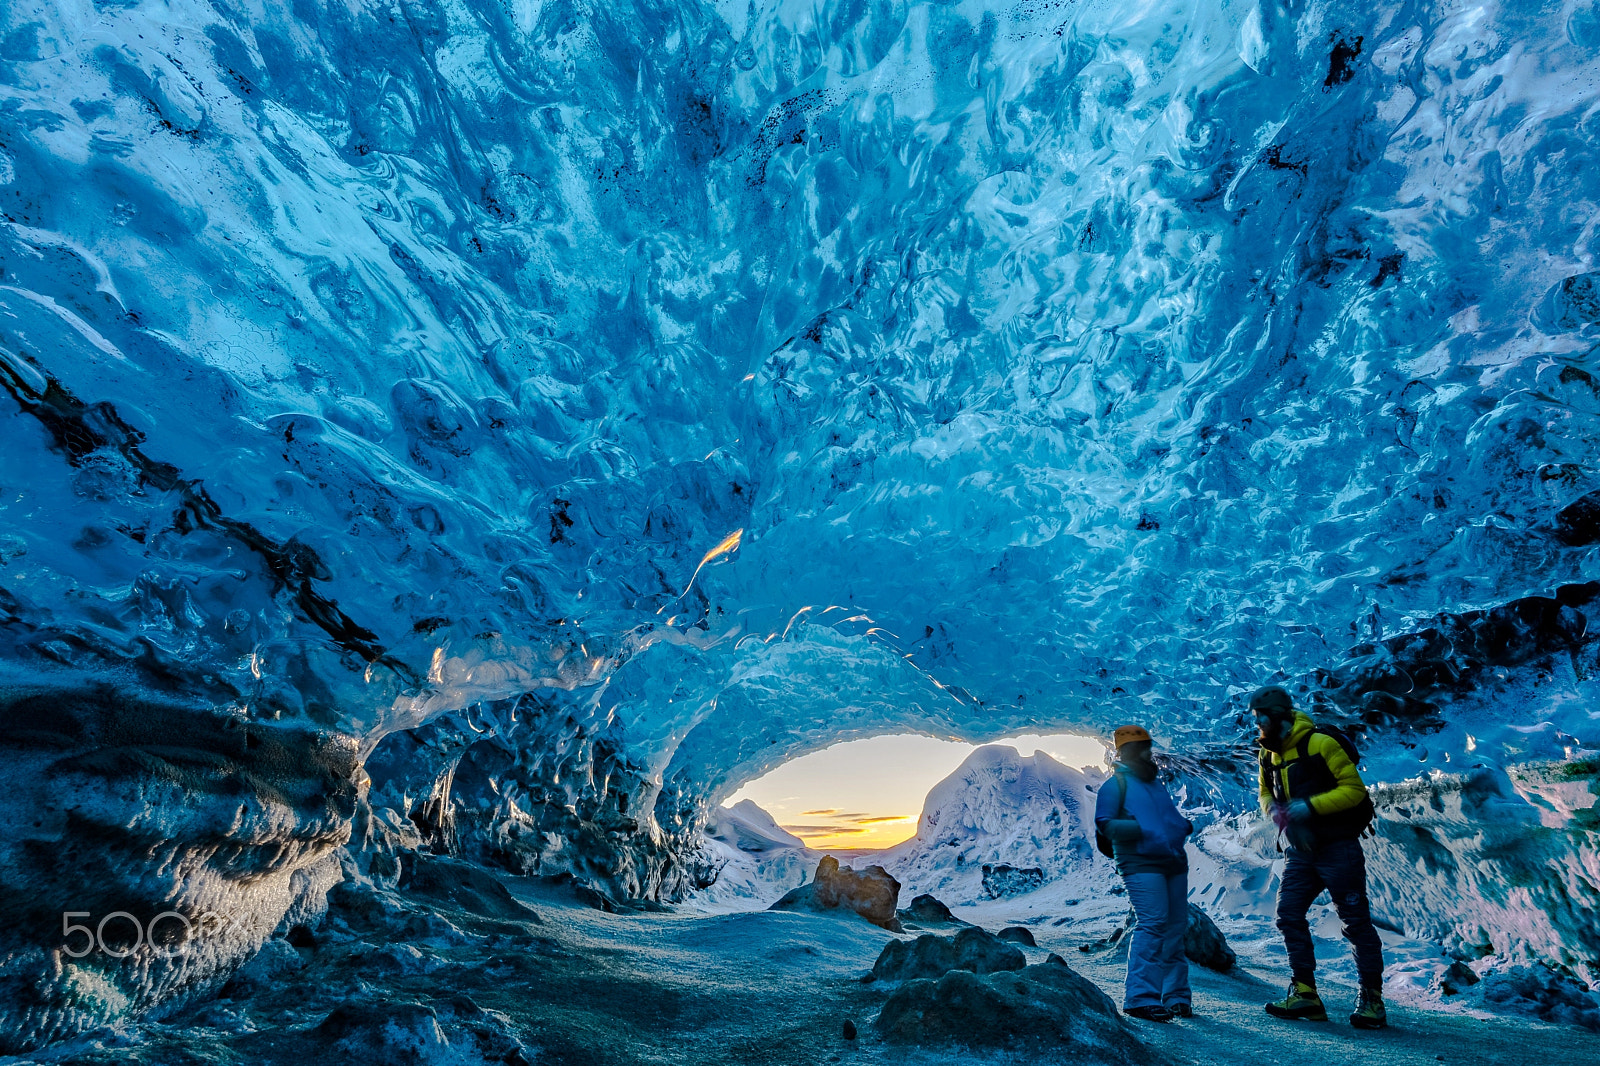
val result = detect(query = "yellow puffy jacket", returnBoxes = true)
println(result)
[1258,712,1371,836]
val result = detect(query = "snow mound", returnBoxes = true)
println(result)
[684,800,816,912]
[706,799,808,853]
[882,746,1108,903]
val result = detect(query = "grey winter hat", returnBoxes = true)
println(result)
[1247,685,1294,713]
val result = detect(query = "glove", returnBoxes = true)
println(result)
[1287,799,1313,824]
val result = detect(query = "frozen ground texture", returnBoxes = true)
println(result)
[6,0,1600,1048]
[6,855,1593,1066]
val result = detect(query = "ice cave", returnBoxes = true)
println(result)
[1,0,1599,1061]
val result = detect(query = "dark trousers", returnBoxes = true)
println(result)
[1276,836,1384,987]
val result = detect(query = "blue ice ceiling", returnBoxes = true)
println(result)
[4,0,1600,804]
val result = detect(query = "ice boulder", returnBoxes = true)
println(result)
[997,926,1039,947]
[1099,904,1236,972]
[897,893,972,929]
[1180,905,1236,973]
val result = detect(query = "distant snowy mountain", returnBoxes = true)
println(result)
[707,799,809,852]
[690,748,1123,913]
[686,799,818,911]
[882,745,1111,903]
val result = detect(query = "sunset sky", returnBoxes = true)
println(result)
[726,732,1107,849]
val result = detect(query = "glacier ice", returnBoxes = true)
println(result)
[5,0,1600,1047]
[881,745,1104,903]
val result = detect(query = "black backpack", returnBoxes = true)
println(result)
[1094,772,1129,858]
[1261,724,1377,839]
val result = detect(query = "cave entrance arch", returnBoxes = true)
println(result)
[722,730,1108,850]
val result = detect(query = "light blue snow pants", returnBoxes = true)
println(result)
[1122,870,1190,1010]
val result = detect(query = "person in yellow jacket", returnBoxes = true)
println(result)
[1250,685,1386,1030]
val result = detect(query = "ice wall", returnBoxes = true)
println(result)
[6,0,1600,1045]
[1365,761,1600,990]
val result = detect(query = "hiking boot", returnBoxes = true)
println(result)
[1350,986,1387,1030]
[1166,1002,1194,1018]
[1264,980,1328,1021]
[1125,1005,1175,1023]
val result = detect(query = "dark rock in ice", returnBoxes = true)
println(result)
[316,994,533,1065]
[222,938,306,999]
[1536,271,1600,332]
[996,926,1037,947]
[981,863,1047,899]
[770,855,902,929]
[1181,905,1236,972]
[1317,582,1600,735]
[874,956,1142,1060]
[1086,905,1233,971]
[398,853,540,922]
[865,926,1026,984]
[842,1019,857,1039]
[1478,966,1600,1031]
[1439,960,1481,996]
[1552,491,1600,547]
[897,893,971,928]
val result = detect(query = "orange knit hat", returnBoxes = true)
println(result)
[1112,724,1152,749]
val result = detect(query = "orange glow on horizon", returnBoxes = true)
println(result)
[727,732,1107,856]
[781,814,917,851]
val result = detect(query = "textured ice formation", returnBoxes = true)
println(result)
[1365,762,1600,989]
[6,0,1600,1046]
[883,745,1104,903]
[1187,758,1600,1002]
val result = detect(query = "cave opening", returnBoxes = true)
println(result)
[725,730,1109,850]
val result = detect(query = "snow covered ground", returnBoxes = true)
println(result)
[9,855,1591,1066]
